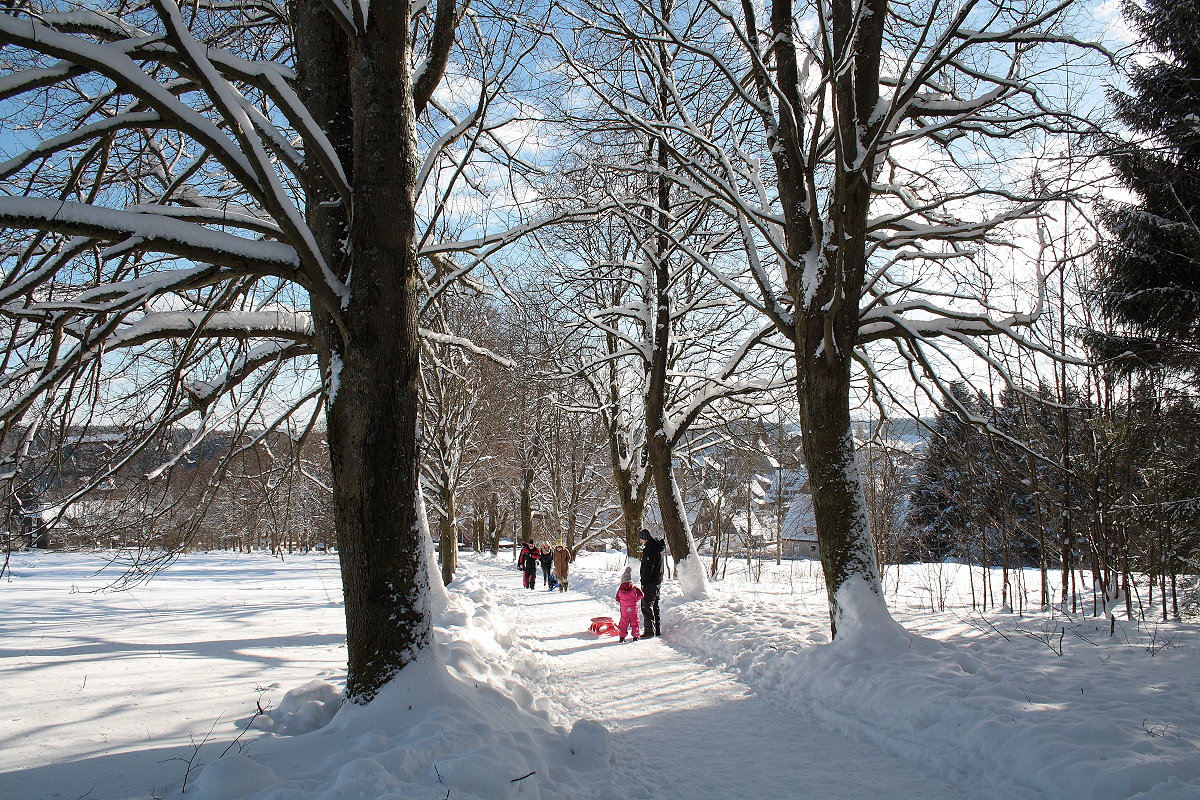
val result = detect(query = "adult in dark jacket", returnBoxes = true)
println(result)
[638,529,666,637]
[538,543,555,589]
[518,542,538,589]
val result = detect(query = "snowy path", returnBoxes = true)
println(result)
[472,559,964,800]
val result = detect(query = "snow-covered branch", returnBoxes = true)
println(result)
[0,197,299,273]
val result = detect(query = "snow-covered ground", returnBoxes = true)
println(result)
[1,549,1197,799]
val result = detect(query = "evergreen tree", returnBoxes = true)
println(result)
[1105,389,1200,590]
[909,385,1073,570]
[908,384,992,561]
[1093,0,1200,376]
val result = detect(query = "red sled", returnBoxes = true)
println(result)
[588,616,619,637]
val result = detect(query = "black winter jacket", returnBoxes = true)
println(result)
[640,535,666,586]
[518,545,537,572]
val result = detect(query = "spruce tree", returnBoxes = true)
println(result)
[908,384,991,561]
[1094,0,1200,375]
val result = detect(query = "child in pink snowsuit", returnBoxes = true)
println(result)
[614,566,644,642]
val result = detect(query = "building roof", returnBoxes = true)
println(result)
[779,494,817,542]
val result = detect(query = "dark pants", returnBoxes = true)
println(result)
[541,564,553,586]
[523,567,537,588]
[641,583,661,636]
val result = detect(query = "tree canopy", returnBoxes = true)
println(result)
[1093,0,1200,377]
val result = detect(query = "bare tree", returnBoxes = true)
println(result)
[555,0,1103,635]
[0,0,549,701]
[537,223,654,552]
[541,157,786,595]
[420,293,512,583]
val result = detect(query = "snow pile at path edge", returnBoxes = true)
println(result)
[552,551,1200,800]
[190,576,614,800]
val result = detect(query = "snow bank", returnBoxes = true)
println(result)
[192,576,614,800]
[253,680,341,735]
[674,553,708,600]
[558,552,1200,800]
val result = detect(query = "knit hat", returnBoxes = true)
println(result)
[620,566,632,583]
[638,529,651,540]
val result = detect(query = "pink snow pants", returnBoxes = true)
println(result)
[618,606,640,638]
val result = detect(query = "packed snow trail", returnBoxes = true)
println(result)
[468,557,964,800]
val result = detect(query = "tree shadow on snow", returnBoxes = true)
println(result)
[0,740,223,800]
[0,631,345,669]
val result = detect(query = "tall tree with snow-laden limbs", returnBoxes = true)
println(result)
[545,2,787,597]
[0,0,546,702]
[541,165,783,597]
[557,0,1103,636]
[1092,0,1200,379]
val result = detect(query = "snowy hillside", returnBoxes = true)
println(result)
[0,550,1196,799]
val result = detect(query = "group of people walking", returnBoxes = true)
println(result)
[518,529,666,644]
[517,540,573,591]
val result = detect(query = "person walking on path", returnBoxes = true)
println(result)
[517,541,529,585]
[552,542,574,591]
[638,529,665,637]
[538,542,555,590]
[615,566,644,642]
[519,541,539,589]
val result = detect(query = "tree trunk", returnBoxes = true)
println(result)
[616,476,649,553]
[647,436,690,558]
[300,0,433,705]
[486,490,501,554]
[793,109,885,630]
[769,0,890,638]
[643,116,702,582]
[439,486,457,585]
[607,414,649,552]
[519,465,535,543]
[794,347,886,635]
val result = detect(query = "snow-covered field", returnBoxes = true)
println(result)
[1,549,1197,799]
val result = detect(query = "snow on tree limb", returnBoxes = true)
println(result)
[0,197,299,272]
[147,0,344,303]
[0,112,166,182]
[122,204,285,239]
[108,310,316,350]
[0,8,351,312]
[0,14,261,190]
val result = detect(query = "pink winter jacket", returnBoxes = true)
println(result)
[615,581,644,610]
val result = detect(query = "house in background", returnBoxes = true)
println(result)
[643,469,822,561]
[778,490,819,559]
